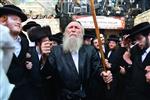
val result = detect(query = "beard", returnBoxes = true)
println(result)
[63,33,83,53]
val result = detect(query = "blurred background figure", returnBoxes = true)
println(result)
[49,32,63,46]
[83,30,95,45]
[0,24,15,100]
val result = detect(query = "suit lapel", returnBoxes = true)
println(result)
[64,52,79,76]
[142,52,150,67]
[79,46,86,83]
[136,54,144,69]
[18,35,28,61]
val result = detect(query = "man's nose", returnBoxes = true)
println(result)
[71,27,76,32]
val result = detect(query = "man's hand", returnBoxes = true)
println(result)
[145,72,150,84]
[145,66,150,72]
[26,61,32,70]
[41,41,52,56]
[120,66,126,75]
[101,70,113,83]
[145,66,150,84]
[123,51,132,65]
[105,59,111,69]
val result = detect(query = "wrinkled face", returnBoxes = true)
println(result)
[63,21,83,52]
[135,34,146,49]
[65,21,83,38]
[108,41,117,50]
[5,15,22,36]
[93,39,99,49]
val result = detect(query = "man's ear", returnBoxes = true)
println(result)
[0,15,7,25]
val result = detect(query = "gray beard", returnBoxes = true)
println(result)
[63,35,83,53]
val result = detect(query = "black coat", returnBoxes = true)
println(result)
[126,52,150,100]
[41,44,102,100]
[7,34,39,100]
[29,46,57,100]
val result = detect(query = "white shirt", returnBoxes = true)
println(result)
[142,47,150,62]
[71,51,79,73]
[36,46,42,60]
[107,51,112,58]
[102,45,105,53]
[14,36,21,57]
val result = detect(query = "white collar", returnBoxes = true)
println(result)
[14,36,21,42]
[36,46,41,55]
[145,47,150,54]
[71,50,79,54]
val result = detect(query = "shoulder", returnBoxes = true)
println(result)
[20,32,29,43]
[81,44,97,56]
[51,45,63,55]
[82,44,96,51]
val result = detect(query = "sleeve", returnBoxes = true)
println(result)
[40,48,57,78]
[90,46,103,77]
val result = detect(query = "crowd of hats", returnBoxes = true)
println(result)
[0,4,150,44]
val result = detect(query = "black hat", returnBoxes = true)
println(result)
[129,22,150,39]
[84,29,96,39]
[108,35,119,42]
[49,32,63,44]
[23,21,40,32]
[28,26,51,42]
[0,5,27,22]
[121,29,132,35]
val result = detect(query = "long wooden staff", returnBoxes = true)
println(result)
[89,0,110,89]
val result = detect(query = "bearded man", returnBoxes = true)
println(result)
[124,22,150,100]
[41,21,113,100]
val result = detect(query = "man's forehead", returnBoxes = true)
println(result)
[67,21,82,27]
[7,14,21,18]
[134,33,145,39]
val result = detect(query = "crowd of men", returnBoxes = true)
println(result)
[0,4,150,100]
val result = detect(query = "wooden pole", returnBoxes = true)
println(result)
[89,0,110,89]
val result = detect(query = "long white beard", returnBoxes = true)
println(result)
[63,34,83,53]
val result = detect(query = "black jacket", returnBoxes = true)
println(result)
[7,34,40,100]
[126,51,150,100]
[41,44,102,100]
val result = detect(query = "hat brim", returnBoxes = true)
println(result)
[108,38,119,42]
[0,7,27,22]
[128,24,150,39]
[23,24,40,32]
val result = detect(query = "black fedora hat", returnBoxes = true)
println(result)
[0,5,27,22]
[23,21,41,32]
[28,26,51,42]
[49,32,63,44]
[108,35,119,42]
[129,22,150,39]
[84,30,96,40]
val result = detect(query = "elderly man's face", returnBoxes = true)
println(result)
[65,21,83,38]
[63,21,83,52]
[5,15,22,36]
